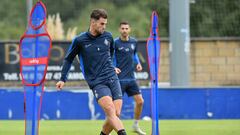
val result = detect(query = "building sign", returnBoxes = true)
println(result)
[0,41,149,83]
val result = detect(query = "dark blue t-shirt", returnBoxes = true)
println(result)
[60,31,118,88]
[113,37,140,81]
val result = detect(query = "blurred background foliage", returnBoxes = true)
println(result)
[0,0,239,40]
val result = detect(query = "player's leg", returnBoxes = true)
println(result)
[133,94,144,121]
[126,81,146,135]
[102,99,123,134]
[98,96,126,134]
[114,80,125,117]
[102,78,126,135]
[132,94,146,135]
[94,80,126,135]
[102,80,125,134]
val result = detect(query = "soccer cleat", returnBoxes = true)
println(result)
[132,124,146,135]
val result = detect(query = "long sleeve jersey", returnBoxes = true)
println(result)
[60,31,117,88]
[113,37,140,81]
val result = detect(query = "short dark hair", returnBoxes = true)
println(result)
[119,21,130,27]
[90,9,108,20]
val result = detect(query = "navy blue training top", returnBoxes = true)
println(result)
[60,31,118,88]
[113,37,140,81]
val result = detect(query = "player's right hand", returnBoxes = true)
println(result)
[56,81,65,90]
[115,68,121,74]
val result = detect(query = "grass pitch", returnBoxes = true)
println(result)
[0,120,239,135]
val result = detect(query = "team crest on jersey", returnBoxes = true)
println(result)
[131,44,135,50]
[104,39,110,46]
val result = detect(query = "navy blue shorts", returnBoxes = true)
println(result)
[120,80,141,97]
[92,77,122,101]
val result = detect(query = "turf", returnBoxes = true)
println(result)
[0,120,239,135]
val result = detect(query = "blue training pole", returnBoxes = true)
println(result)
[146,11,161,135]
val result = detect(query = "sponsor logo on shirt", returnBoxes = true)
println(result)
[118,47,124,50]
[85,44,92,48]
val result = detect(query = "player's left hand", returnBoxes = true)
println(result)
[136,64,142,71]
[115,67,121,74]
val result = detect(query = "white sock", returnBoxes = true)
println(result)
[134,120,139,126]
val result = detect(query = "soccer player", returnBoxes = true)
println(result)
[114,21,146,135]
[56,9,127,135]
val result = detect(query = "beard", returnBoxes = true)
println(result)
[122,32,128,37]
[96,28,105,35]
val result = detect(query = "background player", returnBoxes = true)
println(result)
[114,21,146,135]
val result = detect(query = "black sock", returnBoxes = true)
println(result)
[100,131,107,135]
[117,129,127,135]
